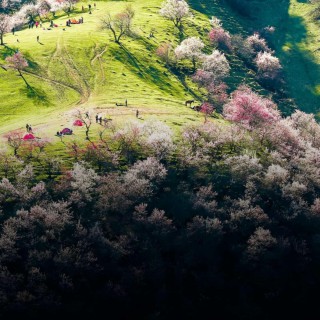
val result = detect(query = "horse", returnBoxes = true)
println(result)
[185,99,194,107]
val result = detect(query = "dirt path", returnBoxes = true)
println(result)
[91,43,108,82]
[47,33,91,104]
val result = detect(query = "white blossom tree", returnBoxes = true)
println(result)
[255,51,282,80]
[201,50,230,82]
[175,37,204,71]
[0,13,12,45]
[159,0,189,33]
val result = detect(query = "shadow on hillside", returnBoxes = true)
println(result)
[0,45,18,59]
[0,45,41,72]
[109,43,180,95]
[21,85,50,106]
[189,0,320,115]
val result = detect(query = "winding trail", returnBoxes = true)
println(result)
[47,33,91,104]
[91,43,108,82]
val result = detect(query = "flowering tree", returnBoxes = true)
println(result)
[0,13,12,45]
[255,51,282,80]
[200,102,215,123]
[5,52,30,87]
[101,5,135,44]
[19,4,38,23]
[59,0,78,16]
[223,86,280,130]
[192,51,229,105]
[201,50,230,82]
[156,42,173,66]
[175,37,204,71]
[159,0,189,32]
[206,82,228,106]
[246,33,271,53]
[5,130,24,156]
[209,27,232,51]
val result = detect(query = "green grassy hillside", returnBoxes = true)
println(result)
[0,0,205,136]
[0,0,319,138]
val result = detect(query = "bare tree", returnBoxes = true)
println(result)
[101,5,135,44]
[74,110,92,141]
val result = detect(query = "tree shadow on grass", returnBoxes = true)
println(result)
[0,45,42,73]
[109,43,186,96]
[0,45,18,59]
[20,85,51,107]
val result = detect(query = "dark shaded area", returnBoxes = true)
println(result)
[1,111,320,320]
[109,43,182,96]
[20,85,51,106]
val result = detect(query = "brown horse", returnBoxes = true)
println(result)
[185,99,194,107]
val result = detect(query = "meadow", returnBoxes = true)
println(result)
[0,0,319,144]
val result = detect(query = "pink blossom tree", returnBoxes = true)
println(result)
[223,86,280,130]
[175,37,204,71]
[156,42,173,66]
[5,52,30,87]
[200,102,215,123]
[209,27,232,51]
[5,130,24,156]
[206,82,228,106]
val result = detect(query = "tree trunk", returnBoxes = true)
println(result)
[0,33,4,46]
[18,70,30,88]
[192,58,196,73]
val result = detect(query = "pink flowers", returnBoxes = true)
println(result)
[223,86,280,130]
[209,27,232,51]
[5,52,28,70]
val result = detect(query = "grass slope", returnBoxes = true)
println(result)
[0,0,319,139]
[0,0,207,137]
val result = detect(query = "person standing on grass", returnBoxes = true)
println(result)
[95,114,99,123]
[26,124,29,132]
[136,110,139,118]
[37,35,39,42]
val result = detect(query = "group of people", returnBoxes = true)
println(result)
[26,124,33,133]
[66,17,84,26]
[56,129,73,136]
[95,114,110,126]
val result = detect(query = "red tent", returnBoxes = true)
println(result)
[23,133,35,140]
[61,128,73,135]
[73,119,83,126]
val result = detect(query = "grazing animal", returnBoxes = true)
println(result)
[185,99,194,107]
[194,105,201,112]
